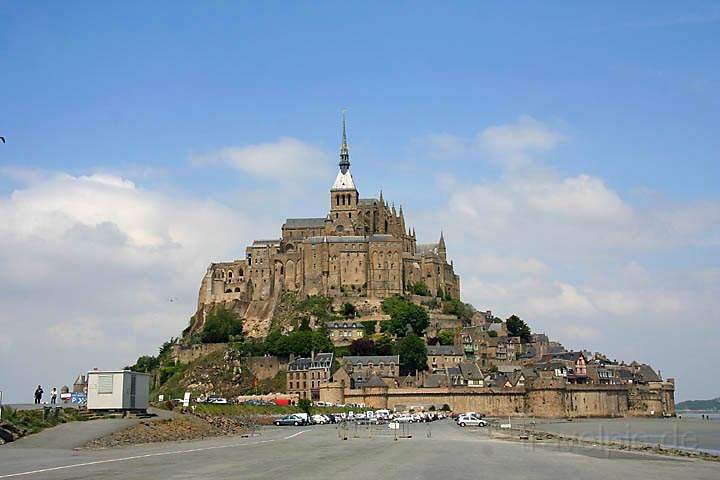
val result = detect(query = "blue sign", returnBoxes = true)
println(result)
[71,392,87,405]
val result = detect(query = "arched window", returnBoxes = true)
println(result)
[280,266,284,275]
[342,195,345,205]
[336,195,340,206]
[385,220,388,231]
[228,270,233,279]
[234,287,241,292]
[239,268,244,276]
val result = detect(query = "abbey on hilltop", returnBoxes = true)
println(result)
[191,119,459,337]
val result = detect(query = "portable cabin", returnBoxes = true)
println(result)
[86,370,151,411]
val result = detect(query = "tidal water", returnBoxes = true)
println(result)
[518,417,720,455]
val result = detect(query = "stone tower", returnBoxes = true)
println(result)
[329,114,358,235]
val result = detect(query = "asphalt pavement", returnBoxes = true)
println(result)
[0,420,717,479]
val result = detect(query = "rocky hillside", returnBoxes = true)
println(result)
[155,347,285,400]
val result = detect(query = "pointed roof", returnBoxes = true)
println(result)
[332,170,356,190]
[339,111,350,174]
[332,111,356,191]
[364,374,388,388]
[439,231,446,249]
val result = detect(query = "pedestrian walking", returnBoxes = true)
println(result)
[34,385,43,404]
[50,387,57,404]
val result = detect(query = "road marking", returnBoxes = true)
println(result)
[0,432,305,479]
[284,430,307,440]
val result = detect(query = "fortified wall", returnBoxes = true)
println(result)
[320,381,676,418]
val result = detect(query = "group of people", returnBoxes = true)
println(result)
[33,385,58,405]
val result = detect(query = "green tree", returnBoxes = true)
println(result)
[437,329,455,346]
[442,299,475,322]
[201,306,243,343]
[488,330,498,338]
[341,302,357,318]
[310,331,334,354]
[394,334,428,375]
[349,338,376,356]
[374,334,394,355]
[298,398,312,416]
[408,281,430,296]
[127,355,159,373]
[382,296,430,336]
[361,320,376,336]
[297,295,335,323]
[506,315,532,342]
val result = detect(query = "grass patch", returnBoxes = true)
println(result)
[1,406,88,436]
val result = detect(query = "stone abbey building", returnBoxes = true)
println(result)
[192,121,460,337]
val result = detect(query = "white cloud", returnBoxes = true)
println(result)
[191,137,331,181]
[478,115,565,168]
[417,116,720,400]
[519,174,632,222]
[0,172,254,400]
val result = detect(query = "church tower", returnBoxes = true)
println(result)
[329,113,359,235]
[438,231,447,261]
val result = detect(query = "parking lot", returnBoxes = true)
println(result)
[1,418,717,479]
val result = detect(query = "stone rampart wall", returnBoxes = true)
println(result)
[321,383,675,418]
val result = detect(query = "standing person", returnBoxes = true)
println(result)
[50,387,57,405]
[34,385,43,404]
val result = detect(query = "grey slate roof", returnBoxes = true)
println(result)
[358,198,379,206]
[288,352,334,370]
[423,373,447,388]
[306,234,397,244]
[635,364,661,382]
[283,218,326,229]
[343,355,399,365]
[551,351,585,362]
[458,361,483,380]
[427,345,464,356]
[364,375,388,388]
[251,239,281,246]
[416,243,439,255]
[326,321,363,330]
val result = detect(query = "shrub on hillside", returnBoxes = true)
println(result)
[201,306,244,343]
[394,334,428,375]
[381,296,429,336]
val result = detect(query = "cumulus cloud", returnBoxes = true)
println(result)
[191,137,331,181]
[417,116,720,399]
[0,172,254,401]
[478,115,565,168]
[415,115,564,169]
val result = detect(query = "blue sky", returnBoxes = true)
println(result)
[0,2,719,401]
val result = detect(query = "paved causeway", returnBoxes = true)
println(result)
[0,420,717,479]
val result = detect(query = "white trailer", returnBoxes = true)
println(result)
[86,370,151,411]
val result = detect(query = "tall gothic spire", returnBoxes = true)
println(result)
[339,111,350,174]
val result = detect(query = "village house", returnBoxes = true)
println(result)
[325,321,365,347]
[339,355,400,388]
[427,344,464,372]
[286,352,333,401]
[543,351,588,384]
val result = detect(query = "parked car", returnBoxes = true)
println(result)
[274,414,307,426]
[206,396,228,404]
[456,414,487,427]
[311,414,329,424]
